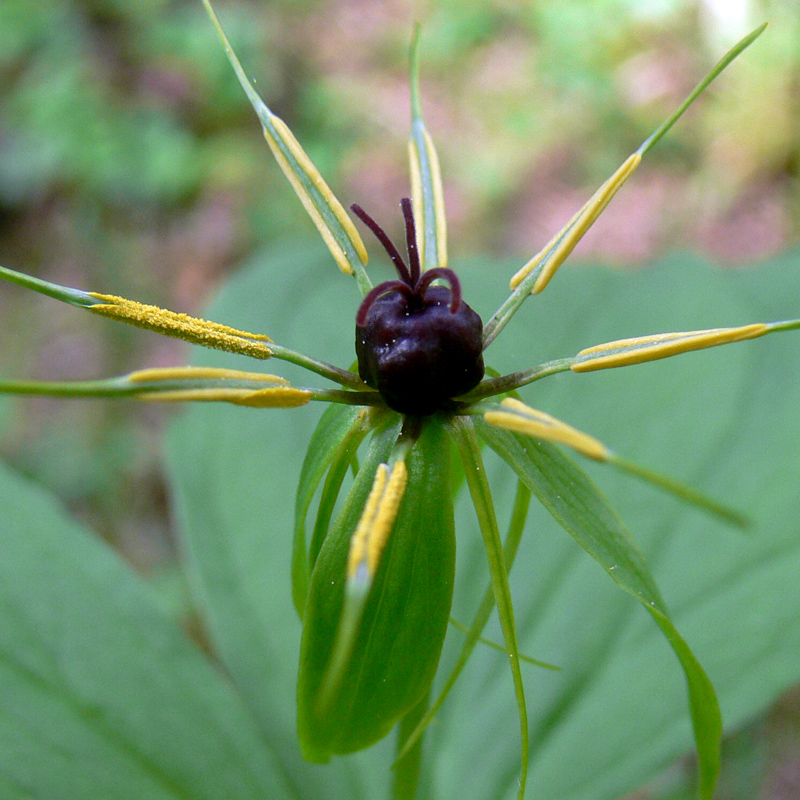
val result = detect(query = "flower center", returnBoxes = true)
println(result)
[352,199,484,416]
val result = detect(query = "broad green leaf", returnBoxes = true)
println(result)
[167,242,800,800]
[298,418,455,760]
[397,479,546,764]
[0,460,294,800]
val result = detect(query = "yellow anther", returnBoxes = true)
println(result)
[510,152,642,294]
[138,386,311,407]
[88,294,273,359]
[128,367,287,384]
[233,387,312,408]
[409,127,448,270]
[347,460,409,583]
[264,114,368,275]
[571,323,769,372]
[484,398,608,461]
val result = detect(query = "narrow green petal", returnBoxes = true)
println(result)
[447,618,559,669]
[308,432,365,569]
[408,25,448,271]
[482,24,767,349]
[201,0,371,294]
[446,415,529,800]
[392,690,429,800]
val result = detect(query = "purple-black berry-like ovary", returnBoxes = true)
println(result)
[353,199,484,416]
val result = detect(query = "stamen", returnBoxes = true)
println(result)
[346,460,409,583]
[350,203,413,285]
[571,323,769,372]
[484,398,608,461]
[88,294,273,359]
[138,386,311,407]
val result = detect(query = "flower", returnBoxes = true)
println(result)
[0,5,796,800]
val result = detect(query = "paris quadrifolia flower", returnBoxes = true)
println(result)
[1,4,797,799]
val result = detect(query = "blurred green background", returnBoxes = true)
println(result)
[0,0,798,796]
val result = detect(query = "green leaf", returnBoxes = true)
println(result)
[297,418,455,760]
[166,242,800,800]
[475,421,721,798]
[0,460,296,800]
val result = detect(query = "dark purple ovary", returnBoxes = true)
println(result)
[353,199,484,416]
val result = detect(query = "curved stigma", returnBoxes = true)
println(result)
[350,203,413,286]
[352,199,461,322]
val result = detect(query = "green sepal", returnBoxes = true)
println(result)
[292,404,368,617]
[308,431,363,572]
[396,478,536,763]
[476,420,722,800]
[297,417,455,761]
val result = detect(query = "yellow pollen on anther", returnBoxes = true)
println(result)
[88,294,273,359]
[571,323,769,372]
[410,127,448,271]
[347,460,409,583]
[347,465,388,580]
[485,398,608,461]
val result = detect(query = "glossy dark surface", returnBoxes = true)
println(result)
[356,285,484,415]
